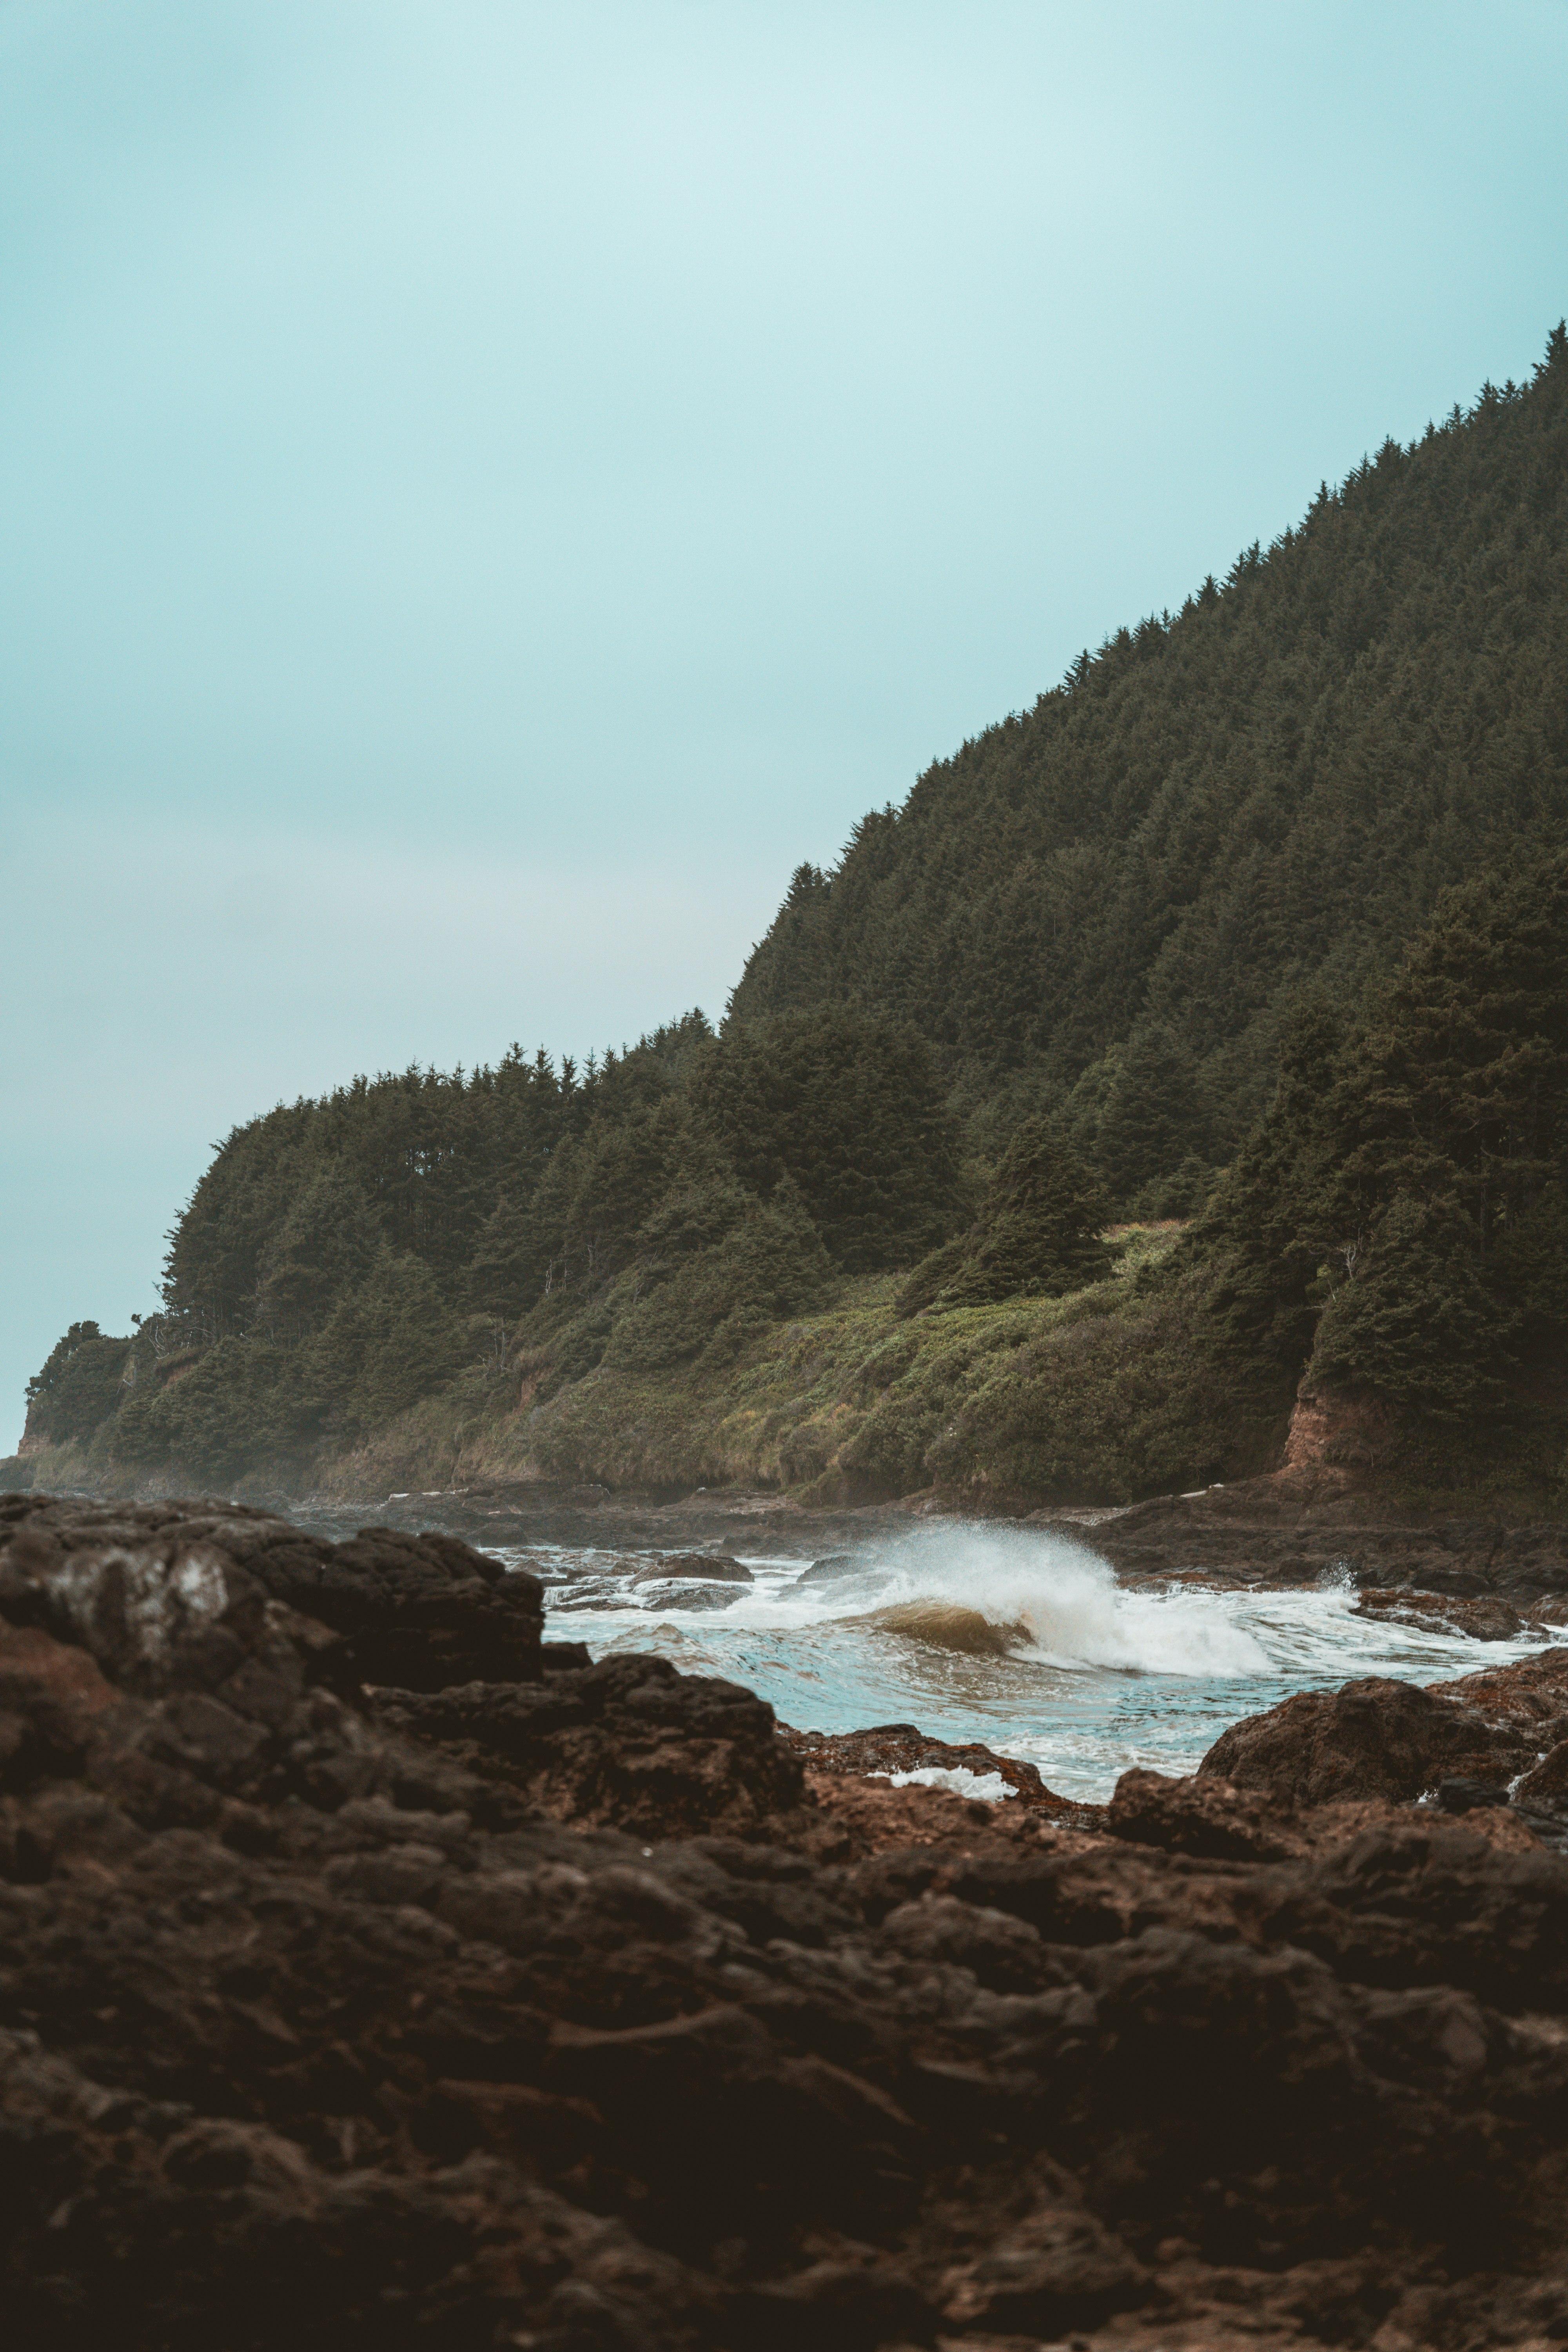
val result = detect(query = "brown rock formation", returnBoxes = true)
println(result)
[777,1721,1070,1808]
[1040,1460,1568,1607]
[1200,1648,1568,1808]
[4,1491,1568,2348]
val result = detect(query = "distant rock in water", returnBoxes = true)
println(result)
[631,1552,752,1583]
[632,1582,746,1612]
[796,1550,863,1584]
[625,1552,754,1609]
[1350,1587,1553,1642]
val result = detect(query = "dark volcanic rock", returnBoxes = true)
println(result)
[1352,1586,1553,1641]
[633,1552,753,1584]
[0,1494,544,1697]
[1435,1773,1512,1813]
[1106,1765,1302,1859]
[796,1552,866,1585]
[1198,1657,1568,1806]
[1199,1648,1568,1814]
[371,1656,804,1836]
[5,1491,1568,2349]
[1056,1464,1568,1608]
[780,1720,1067,1807]
[937,2190,1151,2334]
[1515,1737,1568,1818]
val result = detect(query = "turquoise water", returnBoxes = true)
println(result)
[505,1520,1554,1803]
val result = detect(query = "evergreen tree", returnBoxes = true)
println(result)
[1494,1184,1568,1348]
[253,1166,383,1336]
[106,1336,301,1483]
[692,1003,964,1269]
[1095,1023,1213,1205]
[1190,992,1350,1379]
[606,1178,833,1371]
[304,1248,470,1439]
[730,327,1568,1163]
[1187,849,1568,1419]
[897,1122,1112,1311]
[23,1322,132,1445]
[465,1190,535,1323]
[1308,1192,1515,1419]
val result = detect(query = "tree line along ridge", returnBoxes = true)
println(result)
[16,327,1568,1509]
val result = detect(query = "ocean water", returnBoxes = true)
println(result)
[504,1521,1555,1803]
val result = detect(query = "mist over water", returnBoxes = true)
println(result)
[507,1521,1553,1802]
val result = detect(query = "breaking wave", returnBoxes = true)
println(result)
[513,1515,1556,1802]
[846,1526,1270,1678]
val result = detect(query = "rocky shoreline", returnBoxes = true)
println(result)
[11,1451,1568,1608]
[340,1463,1568,1621]
[1039,1463,1568,1609]
[5,1490,1568,2347]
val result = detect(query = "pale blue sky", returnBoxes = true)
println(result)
[5,0,1568,1446]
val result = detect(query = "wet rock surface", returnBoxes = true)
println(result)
[1053,1463,1568,1608]
[1201,1646,1568,1811]
[632,1554,754,1585]
[778,1722,1073,1811]
[5,1495,1568,2347]
[1350,1586,1557,1641]
[370,1656,803,1839]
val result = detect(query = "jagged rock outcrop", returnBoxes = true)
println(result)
[1348,1586,1553,1641]
[372,1658,803,1837]
[1200,1647,1568,1809]
[0,1496,546,1695]
[778,1721,1069,1808]
[1054,1462,1568,1606]
[6,1492,1568,2348]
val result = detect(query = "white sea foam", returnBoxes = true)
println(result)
[881,1765,1017,1802]
[831,1524,1270,1677]
[514,1517,1558,1804]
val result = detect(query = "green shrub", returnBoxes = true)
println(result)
[929,1276,1288,1504]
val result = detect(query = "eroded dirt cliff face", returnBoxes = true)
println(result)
[1282,1388,1397,1474]
[5,1493,1568,2350]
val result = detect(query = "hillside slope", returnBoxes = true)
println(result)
[11,332,1568,1515]
[731,328,1568,1183]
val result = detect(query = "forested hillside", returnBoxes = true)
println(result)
[734,325,1568,1197]
[13,330,1568,1509]
[18,1002,974,1486]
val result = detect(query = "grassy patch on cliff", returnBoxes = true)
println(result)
[506,1222,1285,1504]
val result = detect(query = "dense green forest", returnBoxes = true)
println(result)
[15,330,1568,1508]
[735,325,1568,1195]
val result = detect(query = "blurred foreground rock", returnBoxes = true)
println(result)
[5,1493,1568,2349]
